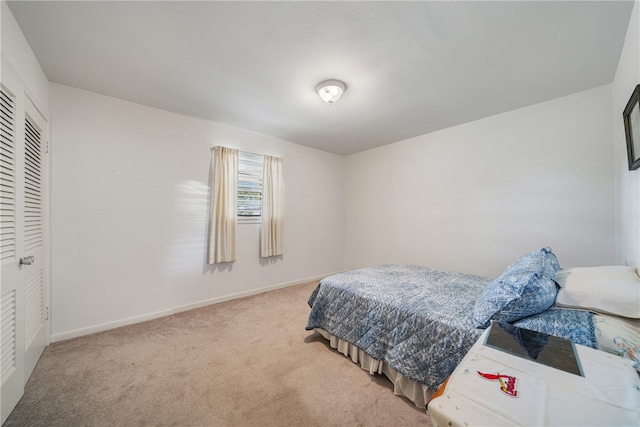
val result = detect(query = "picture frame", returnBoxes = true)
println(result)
[623,84,640,170]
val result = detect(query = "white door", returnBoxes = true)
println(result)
[1,71,49,424]
[22,96,47,380]
[1,80,25,426]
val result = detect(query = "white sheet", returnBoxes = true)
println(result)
[428,329,640,426]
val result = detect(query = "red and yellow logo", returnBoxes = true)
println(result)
[477,371,518,397]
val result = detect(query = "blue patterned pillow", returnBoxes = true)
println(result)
[472,247,560,328]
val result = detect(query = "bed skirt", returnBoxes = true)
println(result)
[315,329,433,409]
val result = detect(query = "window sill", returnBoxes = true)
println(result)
[238,217,261,224]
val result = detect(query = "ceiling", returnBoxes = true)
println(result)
[6,1,635,156]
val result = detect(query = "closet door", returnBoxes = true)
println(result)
[0,83,24,426]
[22,97,47,381]
[0,74,48,424]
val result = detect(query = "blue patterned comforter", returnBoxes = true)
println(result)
[306,264,491,390]
[305,264,595,390]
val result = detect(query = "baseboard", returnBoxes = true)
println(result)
[50,272,338,343]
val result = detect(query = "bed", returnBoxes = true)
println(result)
[305,248,640,409]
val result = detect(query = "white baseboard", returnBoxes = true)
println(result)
[50,272,339,343]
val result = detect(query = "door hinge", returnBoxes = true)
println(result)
[45,140,50,153]
[45,306,50,320]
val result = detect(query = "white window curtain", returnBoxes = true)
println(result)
[207,146,238,264]
[260,155,284,257]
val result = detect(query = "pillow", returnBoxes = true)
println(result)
[555,266,640,318]
[472,247,559,328]
[592,313,640,371]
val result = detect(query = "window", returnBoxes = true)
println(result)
[237,151,263,219]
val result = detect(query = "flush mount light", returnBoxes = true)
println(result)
[316,79,346,105]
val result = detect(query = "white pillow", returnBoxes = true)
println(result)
[554,266,640,318]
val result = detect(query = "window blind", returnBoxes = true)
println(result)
[237,151,263,217]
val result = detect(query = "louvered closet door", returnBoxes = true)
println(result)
[22,97,46,381]
[0,84,24,424]
[0,81,48,424]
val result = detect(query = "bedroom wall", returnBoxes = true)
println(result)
[344,85,615,279]
[1,1,48,110]
[613,0,640,267]
[49,83,345,340]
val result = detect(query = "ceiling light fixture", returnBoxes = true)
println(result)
[316,79,346,105]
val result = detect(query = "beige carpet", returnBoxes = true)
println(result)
[5,281,430,427]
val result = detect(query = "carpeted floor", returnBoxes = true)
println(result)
[5,281,430,426]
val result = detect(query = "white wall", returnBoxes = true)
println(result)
[345,85,615,278]
[0,1,48,112]
[49,84,345,340]
[614,0,640,267]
